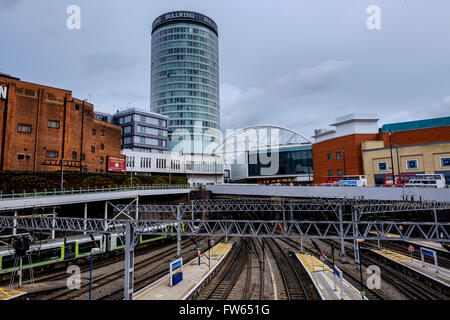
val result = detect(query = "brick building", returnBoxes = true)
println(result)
[311,114,379,184]
[312,114,450,186]
[0,73,122,173]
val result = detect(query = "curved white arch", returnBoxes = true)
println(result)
[213,125,312,155]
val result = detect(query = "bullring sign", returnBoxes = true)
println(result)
[0,86,7,100]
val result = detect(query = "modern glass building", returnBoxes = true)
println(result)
[247,145,314,184]
[151,11,220,154]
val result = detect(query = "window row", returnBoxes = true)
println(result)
[152,33,217,48]
[327,151,343,161]
[328,169,343,176]
[164,111,220,123]
[155,97,218,108]
[152,47,217,61]
[156,104,220,117]
[136,125,168,137]
[154,25,218,42]
[152,82,219,96]
[155,53,217,67]
[153,89,218,101]
[152,41,218,56]
[152,75,218,88]
[155,69,218,83]
[152,61,218,74]
[117,115,167,127]
[169,119,220,129]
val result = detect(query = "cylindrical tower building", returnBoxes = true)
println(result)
[151,11,220,154]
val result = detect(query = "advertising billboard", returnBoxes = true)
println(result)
[107,156,126,172]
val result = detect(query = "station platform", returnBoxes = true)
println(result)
[371,249,450,288]
[368,231,400,238]
[134,242,233,300]
[0,288,26,300]
[407,241,449,253]
[295,253,365,300]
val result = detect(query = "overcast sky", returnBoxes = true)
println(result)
[1,0,449,138]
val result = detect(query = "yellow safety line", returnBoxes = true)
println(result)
[297,253,331,273]
[321,272,351,300]
[368,231,400,238]
[0,288,24,298]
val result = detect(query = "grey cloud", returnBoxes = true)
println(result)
[221,60,352,133]
[79,53,140,75]
[0,0,21,9]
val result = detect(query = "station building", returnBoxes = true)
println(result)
[0,73,122,173]
[312,114,450,186]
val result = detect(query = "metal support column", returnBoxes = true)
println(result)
[124,221,135,300]
[338,205,346,263]
[135,196,139,220]
[177,205,181,257]
[104,202,108,231]
[83,203,88,235]
[13,210,17,236]
[352,207,360,269]
[51,207,56,239]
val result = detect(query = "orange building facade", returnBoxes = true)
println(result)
[312,114,450,185]
[0,73,122,173]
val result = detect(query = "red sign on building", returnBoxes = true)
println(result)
[108,156,126,172]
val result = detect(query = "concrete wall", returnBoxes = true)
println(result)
[206,184,450,202]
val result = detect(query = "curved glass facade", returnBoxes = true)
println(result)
[151,11,220,154]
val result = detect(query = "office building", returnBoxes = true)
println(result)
[112,108,169,153]
[151,11,221,154]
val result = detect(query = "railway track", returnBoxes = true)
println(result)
[30,237,207,300]
[4,237,174,288]
[326,239,447,300]
[203,239,248,300]
[264,238,313,300]
[283,238,384,300]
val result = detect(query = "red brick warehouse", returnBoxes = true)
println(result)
[0,73,122,173]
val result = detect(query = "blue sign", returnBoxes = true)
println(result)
[172,272,183,286]
[333,266,342,279]
[171,260,182,269]
[422,249,434,257]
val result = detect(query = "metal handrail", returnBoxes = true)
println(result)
[0,184,193,200]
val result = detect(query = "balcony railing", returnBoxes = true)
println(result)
[0,184,193,200]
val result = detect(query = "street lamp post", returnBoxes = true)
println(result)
[388,132,396,184]
[89,247,100,300]
[60,158,64,193]
[357,239,364,300]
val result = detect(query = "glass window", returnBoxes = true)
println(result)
[46,151,58,158]
[48,120,60,129]
[99,157,104,164]
[337,169,343,176]
[378,162,388,171]
[81,153,85,161]
[441,158,450,168]
[72,151,77,160]
[18,124,32,133]
[91,146,95,153]
[18,154,25,160]
[328,170,333,176]
[100,143,104,150]
[101,130,105,136]
[336,152,341,160]
[92,129,96,135]
[328,153,332,161]
[406,160,418,169]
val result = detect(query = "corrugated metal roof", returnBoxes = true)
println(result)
[381,116,450,132]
